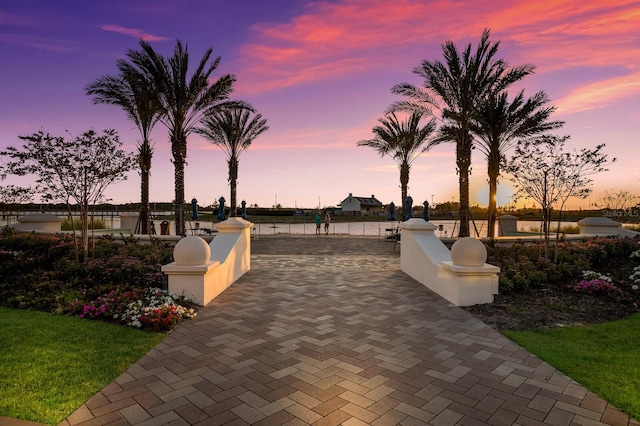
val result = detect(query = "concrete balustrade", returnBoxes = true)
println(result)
[400,218,499,306]
[12,214,62,232]
[497,214,518,236]
[119,213,139,233]
[577,217,639,237]
[162,217,253,305]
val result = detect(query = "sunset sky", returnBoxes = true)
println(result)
[1,0,638,210]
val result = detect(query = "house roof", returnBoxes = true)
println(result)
[341,193,383,206]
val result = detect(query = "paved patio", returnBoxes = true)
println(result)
[62,236,638,425]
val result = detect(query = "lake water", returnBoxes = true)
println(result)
[3,213,581,237]
[159,219,571,237]
[250,219,568,237]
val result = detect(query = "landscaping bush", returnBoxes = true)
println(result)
[487,237,640,295]
[0,233,196,332]
[61,217,107,230]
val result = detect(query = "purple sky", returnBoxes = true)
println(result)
[1,0,638,209]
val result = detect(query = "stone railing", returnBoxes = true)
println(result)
[162,217,253,305]
[11,214,62,232]
[400,218,499,306]
[577,217,639,237]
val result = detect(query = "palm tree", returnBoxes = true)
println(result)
[390,29,534,237]
[473,90,564,237]
[131,39,245,235]
[195,108,269,217]
[357,111,436,219]
[85,59,163,235]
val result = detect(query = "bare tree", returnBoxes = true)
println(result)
[594,189,640,211]
[505,135,615,260]
[0,184,34,226]
[1,130,136,261]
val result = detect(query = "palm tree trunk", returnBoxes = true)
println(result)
[172,135,187,236]
[487,154,500,238]
[138,140,152,234]
[457,143,472,238]
[174,164,185,236]
[139,168,150,234]
[400,161,410,220]
[229,156,238,217]
[487,176,497,238]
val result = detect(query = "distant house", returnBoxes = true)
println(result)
[340,193,384,215]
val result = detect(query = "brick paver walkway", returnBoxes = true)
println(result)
[62,236,639,425]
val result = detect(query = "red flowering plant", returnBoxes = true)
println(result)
[120,287,197,332]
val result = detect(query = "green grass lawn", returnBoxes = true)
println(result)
[3,307,640,424]
[504,312,640,420]
[0,307,165,425]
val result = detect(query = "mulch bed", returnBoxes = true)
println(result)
[464,286,640,331]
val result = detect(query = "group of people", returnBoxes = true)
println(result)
[314,211,331,235]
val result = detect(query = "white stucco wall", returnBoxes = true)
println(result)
[162,217,253,306]
[400,218,500,306]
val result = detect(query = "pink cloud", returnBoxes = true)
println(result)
[555,72,640,113]
[489,2,640,71]
[100,24,167,42]
[233,0,639,94]
[235,0,454,92]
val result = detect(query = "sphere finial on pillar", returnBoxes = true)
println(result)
[450,237,486,267]
[173,236,210,266]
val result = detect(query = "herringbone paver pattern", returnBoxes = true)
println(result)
[62,236,639,425]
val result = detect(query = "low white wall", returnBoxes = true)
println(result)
[12,214,62,232]
[208,217,252,293]
[498,215,518,236]
[119,213,138,233]
[577,217,640,237]
[162,217,253,306]
[400,218,499,306]
[400,219,450,285]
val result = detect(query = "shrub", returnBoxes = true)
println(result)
[488,238,640,293]
[499,276,514,293]
[0,233,193,332]
[550,224,581,234]
[61,218,107,230]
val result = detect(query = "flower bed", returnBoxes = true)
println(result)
[0,229,198,332]
[468,237,640,330]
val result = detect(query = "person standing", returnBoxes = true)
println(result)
[315,212,322,235]
[324,212,331,235]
